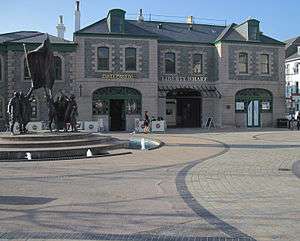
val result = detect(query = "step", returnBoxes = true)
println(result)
[0,140,128,161]
[0,136,113,148]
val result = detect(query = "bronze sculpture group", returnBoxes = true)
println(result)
[7,36,78,135]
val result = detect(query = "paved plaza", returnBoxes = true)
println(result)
[0,129,299,241]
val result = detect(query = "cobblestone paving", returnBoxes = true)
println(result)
[0,130,298,241]
[187,131,300,241]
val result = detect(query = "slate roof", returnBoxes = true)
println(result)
[286,52,300,61]
[76,17,284,45]
[0,31,73,44]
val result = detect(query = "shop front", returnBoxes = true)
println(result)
[92,87,142,131]
[235,88,273,127]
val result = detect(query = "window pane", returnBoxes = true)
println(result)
[54,56,62,80]
[125,48,136,71]
[239,53,248,73]
[193,54,203,74]
[97,47,109,70]
[261,54,269,74]
[165,52,175,74]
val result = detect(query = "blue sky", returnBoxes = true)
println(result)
[0,0,298,41]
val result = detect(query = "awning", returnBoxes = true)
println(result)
[158,84,222,98]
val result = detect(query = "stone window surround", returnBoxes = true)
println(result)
[21,52,65,82]
[160,49,180,75]
[256,51,274,76]
[0,55,3,82]
[188,50,208,76]
[92,43,114,73]
[234,50,252,76]
[120,44,142,73]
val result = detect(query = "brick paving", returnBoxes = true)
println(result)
[0,129,298,240]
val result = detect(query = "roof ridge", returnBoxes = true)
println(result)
[127,19,226,28]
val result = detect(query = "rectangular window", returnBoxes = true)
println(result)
[125,47,137,71]
[238,52,248,74]
[260,54,270,74]
[97,47,109,71]
[165,52,175,74]
[296,82,299,94]
[193,54,203,74]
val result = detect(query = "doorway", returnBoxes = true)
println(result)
[110,100,125,131]
[177,98,201,127]
[247,100,260,127]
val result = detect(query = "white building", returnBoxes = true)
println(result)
[285,37,300,115]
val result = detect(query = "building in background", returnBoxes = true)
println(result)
[285,37,300,116]
[74,8,286,131]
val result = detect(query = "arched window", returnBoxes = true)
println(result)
[235,88,273,112]
[165,52,175,74]
[238,52,248,74]
[54,56,62,80]
[125,47,137,71]
[97,47,109,70]
[92,87,142,115]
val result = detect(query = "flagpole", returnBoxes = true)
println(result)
[23,44,32,83]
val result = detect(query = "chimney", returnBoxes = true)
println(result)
[187,16,194,24]
[56,15,66,39]
[75,0,81,32]
[138,9,144,22]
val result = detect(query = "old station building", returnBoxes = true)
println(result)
[74,8,285,130]
[0,5,286,131]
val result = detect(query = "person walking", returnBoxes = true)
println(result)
[144,111,150,134]
[297,114,300,130]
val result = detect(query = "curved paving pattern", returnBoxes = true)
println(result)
[187,131,300,241]
[0,131,299,240]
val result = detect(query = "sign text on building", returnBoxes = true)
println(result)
[102,73,137,80]
[161,75,208,82]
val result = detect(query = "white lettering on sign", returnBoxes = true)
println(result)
[161,75,208,82]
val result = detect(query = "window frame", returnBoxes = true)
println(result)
[97,47,110,71]
[125,47,137,71]
[260,54,270,75]
[192,53,203,74]
[238,52,249,74]
[165,52,176,74]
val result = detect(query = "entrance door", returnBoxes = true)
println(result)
[177,98,201,127]
[110,100,125,131]
[247,100,260,127]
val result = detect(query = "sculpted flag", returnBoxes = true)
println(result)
[27,36,55,90]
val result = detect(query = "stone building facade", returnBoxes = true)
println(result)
[73,9,286,130]
[0,9,286,131]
